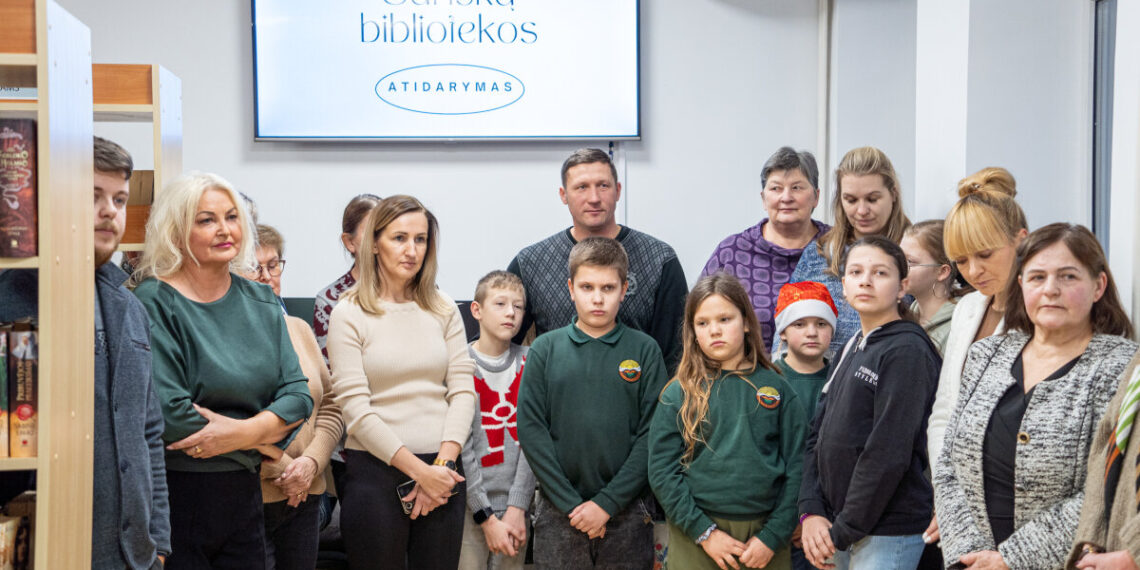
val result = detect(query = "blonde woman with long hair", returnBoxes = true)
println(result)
[649,273,807,570]
[782,146,911,357]
[325,195,476,569]
[131,172,314,569]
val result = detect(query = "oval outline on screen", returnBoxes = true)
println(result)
[374,64,526,115]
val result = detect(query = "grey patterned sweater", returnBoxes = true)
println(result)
[933,332,1138,570]
[508,226,688,371]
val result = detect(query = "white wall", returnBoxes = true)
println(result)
[63,0,822,299]
[829,0,917,212]
[839,0,1094,231]
[965,0,1092,229]
[1109,0,1140,318]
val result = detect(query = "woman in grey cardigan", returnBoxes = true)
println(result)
[934,224,1136,570]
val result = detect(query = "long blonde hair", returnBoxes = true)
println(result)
[816,146,911,276]
[668,273,776,467]
[341,195,449,316]
[130,171,255,286]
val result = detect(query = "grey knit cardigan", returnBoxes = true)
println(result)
[933,331,1138,570]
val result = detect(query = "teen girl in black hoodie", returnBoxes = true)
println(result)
[798,236,941,570]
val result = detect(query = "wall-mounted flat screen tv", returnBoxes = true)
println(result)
[252,0,640,141]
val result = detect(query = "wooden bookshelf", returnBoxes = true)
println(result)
[91,63,182,250]
[0,0,95,567]
[0,59,183,250]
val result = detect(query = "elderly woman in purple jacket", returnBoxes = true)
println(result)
[701,146,829,349]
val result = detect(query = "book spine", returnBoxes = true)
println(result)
[0,120,37,258]
[0,334,7,458]
[7,332,35,459]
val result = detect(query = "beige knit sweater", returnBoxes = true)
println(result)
[260,316,345,502]
[1066,350,1140,569]
[326,294,475,463]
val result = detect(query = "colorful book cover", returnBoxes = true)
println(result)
[0,120,37,258]
[6,331,35,458]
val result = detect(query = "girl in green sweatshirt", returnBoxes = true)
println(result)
[650,273,808,570]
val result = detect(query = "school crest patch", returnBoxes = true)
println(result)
[619,360,642,383]
[756,386,781,409]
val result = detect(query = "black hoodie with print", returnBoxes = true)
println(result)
[798,319,941,551]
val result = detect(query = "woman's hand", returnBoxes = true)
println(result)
[481,516,518,557]
[416,464,464,502]
[406,483,446,519]
[168,404,257,458]
[801,515,836,569]
[923,514,940,544]
[959,550,1009,570]
[739,536,774,568]
[701,529,746,570]
[274,455,318,507]
[1076,551,1140,570]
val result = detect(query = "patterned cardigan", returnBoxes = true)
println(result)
[933,331,1138,569]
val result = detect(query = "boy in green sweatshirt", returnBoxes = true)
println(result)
[518,237,667,568]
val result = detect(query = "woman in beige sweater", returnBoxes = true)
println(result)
[326,195,476,570]
[246,224,344,570]
[1067,350,1140,570]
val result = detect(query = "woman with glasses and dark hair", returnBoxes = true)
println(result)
[245,224,345,570]
[131,173,314,569]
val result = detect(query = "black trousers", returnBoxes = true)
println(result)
[341,449,465,570]
[264,493,322,570]
[166,469,267,570]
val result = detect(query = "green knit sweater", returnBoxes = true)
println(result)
[134,276,313,473]
[517,320,667,516]
[649,368,807,550]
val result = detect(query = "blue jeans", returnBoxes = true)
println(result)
[832,534,924,570]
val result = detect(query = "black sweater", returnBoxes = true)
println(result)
[798,319,941,550]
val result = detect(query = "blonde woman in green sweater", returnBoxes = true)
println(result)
[650,274,808,570]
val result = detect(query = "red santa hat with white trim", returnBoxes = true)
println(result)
[774,281,838,336]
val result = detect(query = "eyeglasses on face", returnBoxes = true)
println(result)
[252,259,286,277]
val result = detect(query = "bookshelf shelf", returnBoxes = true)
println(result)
[0,458,37,472]
[0,256,38,269]
[0,54,37,67]
[94,63,181,251]
[93,103,153,122]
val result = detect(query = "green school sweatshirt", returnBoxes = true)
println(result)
[517,320,667,516]
[648,368,807,550]
[774,358,829,421]
[134,276,313,473]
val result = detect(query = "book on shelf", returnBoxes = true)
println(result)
[3,492,32,570]
[6,331,35,459]
[0,515,17,570]
[0,120,37,258]
[0,334,7,458]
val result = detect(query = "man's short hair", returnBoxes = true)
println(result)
[568,237,629,283]
[473,270,526,304]
[760,146,819,190]
[94,136,133,180]
[560,148,618,188]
